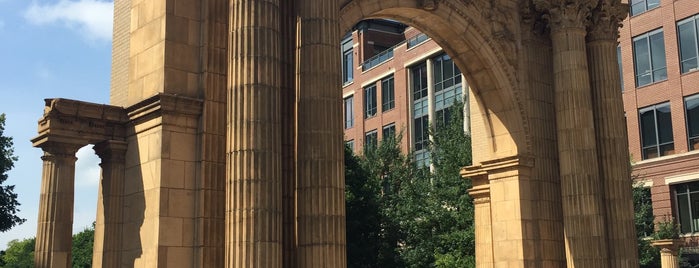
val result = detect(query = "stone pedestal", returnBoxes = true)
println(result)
[652,239,683,268]
[34,144,80,268]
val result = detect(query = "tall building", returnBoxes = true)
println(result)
[621,0,699,247]
[341,20,468,166]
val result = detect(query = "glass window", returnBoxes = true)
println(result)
[365,130,378,150]
[433,53,463,127]
[686,94,699,150]
[630,0,660,16]
[675,181,699,233]
[342,38,354,84]
[346,140,355,152]
[678,15,699,74]
[412,63,428,101]
[639,102,674,159]
[383,123,396,140]
[633,29,667,87]
[381,76,395,112]
[344,96,354,129]
[364,84,377,119]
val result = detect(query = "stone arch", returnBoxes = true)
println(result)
[339,0,531,161]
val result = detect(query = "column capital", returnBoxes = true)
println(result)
[38,142,81,160]
[587,1,629,42]
[93,140,128,163]
[534,0,597,32]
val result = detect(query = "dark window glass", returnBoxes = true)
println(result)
[346,140,355,152]
[383,123,396,140]
[675,181,699,234]
[412,63,428,101]
[381,76,395,112]
[414,116,429,151]
[639,102,674,159]
[633,29,667,87]
[364,85,377,119]
[433,53,463,127]
[630,0,659,16]
[678,15,699,73]
[686,95,699,150]
[344,96,354,129]
[365,130,377,150]
[342,38,354,84]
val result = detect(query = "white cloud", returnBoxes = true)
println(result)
[75,145,101,187]
[24,0,113,41]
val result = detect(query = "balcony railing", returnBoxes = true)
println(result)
[359,33,431,72]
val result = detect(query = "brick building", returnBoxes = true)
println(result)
[341,20,468,166]
[620,0,699,244]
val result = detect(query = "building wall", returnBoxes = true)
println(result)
[621,0,699,240]
[342,24,467,156]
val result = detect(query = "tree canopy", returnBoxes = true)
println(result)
[0,113,24,233]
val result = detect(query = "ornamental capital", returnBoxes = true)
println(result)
[533,0,598,32]
[587,0,629,42]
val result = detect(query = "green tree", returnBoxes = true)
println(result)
[1,238,35,268]
[360,133,417,268]
[0,114,24,232]
[633,183,659,268]
[71,223,95,268]
[394,102,474,268]
[345,145,382,268]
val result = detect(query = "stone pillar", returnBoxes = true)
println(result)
[92,140,127,268]
[226,0,283,266]
[34,143,80,268]
[587,2,638,267]
[295,0,347,266]
[534,1,609,266]
[465,174,493,268]
[462,156,536,267]
[652,239,683,268]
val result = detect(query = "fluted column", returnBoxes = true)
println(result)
[295,0,346,266]
[226,0,283,266]
[587,2,638,267]
[465,175,493,268]
[534,1,609,266]
[34,143,80,268]
[92,140,127,268]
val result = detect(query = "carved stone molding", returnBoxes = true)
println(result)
[32,98,128,150]
[534,0,598,32]
[587,1,629,42]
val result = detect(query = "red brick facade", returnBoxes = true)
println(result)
[621,0,699,242]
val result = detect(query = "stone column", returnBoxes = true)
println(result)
[295,0,347,266]
[92,140,127,268]
[34,143,80,268]
[587,2,638,267]
[534,1,610,266]
[464,173,493,268]
[226,0,283,266]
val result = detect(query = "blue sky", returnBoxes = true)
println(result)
[0,0,113,248]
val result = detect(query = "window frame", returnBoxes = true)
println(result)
[632,28,667,87]
[630,0,660,16]
[364,84,377,119]
[678,15,699,74]
[383,123,396,141]
[381,75,395,112]
[364,129,378,150]
[344,95,354,129]
[674,181,699,234]
[686,94,699,151]
[639,102,674,160]
[342,38,354,84]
